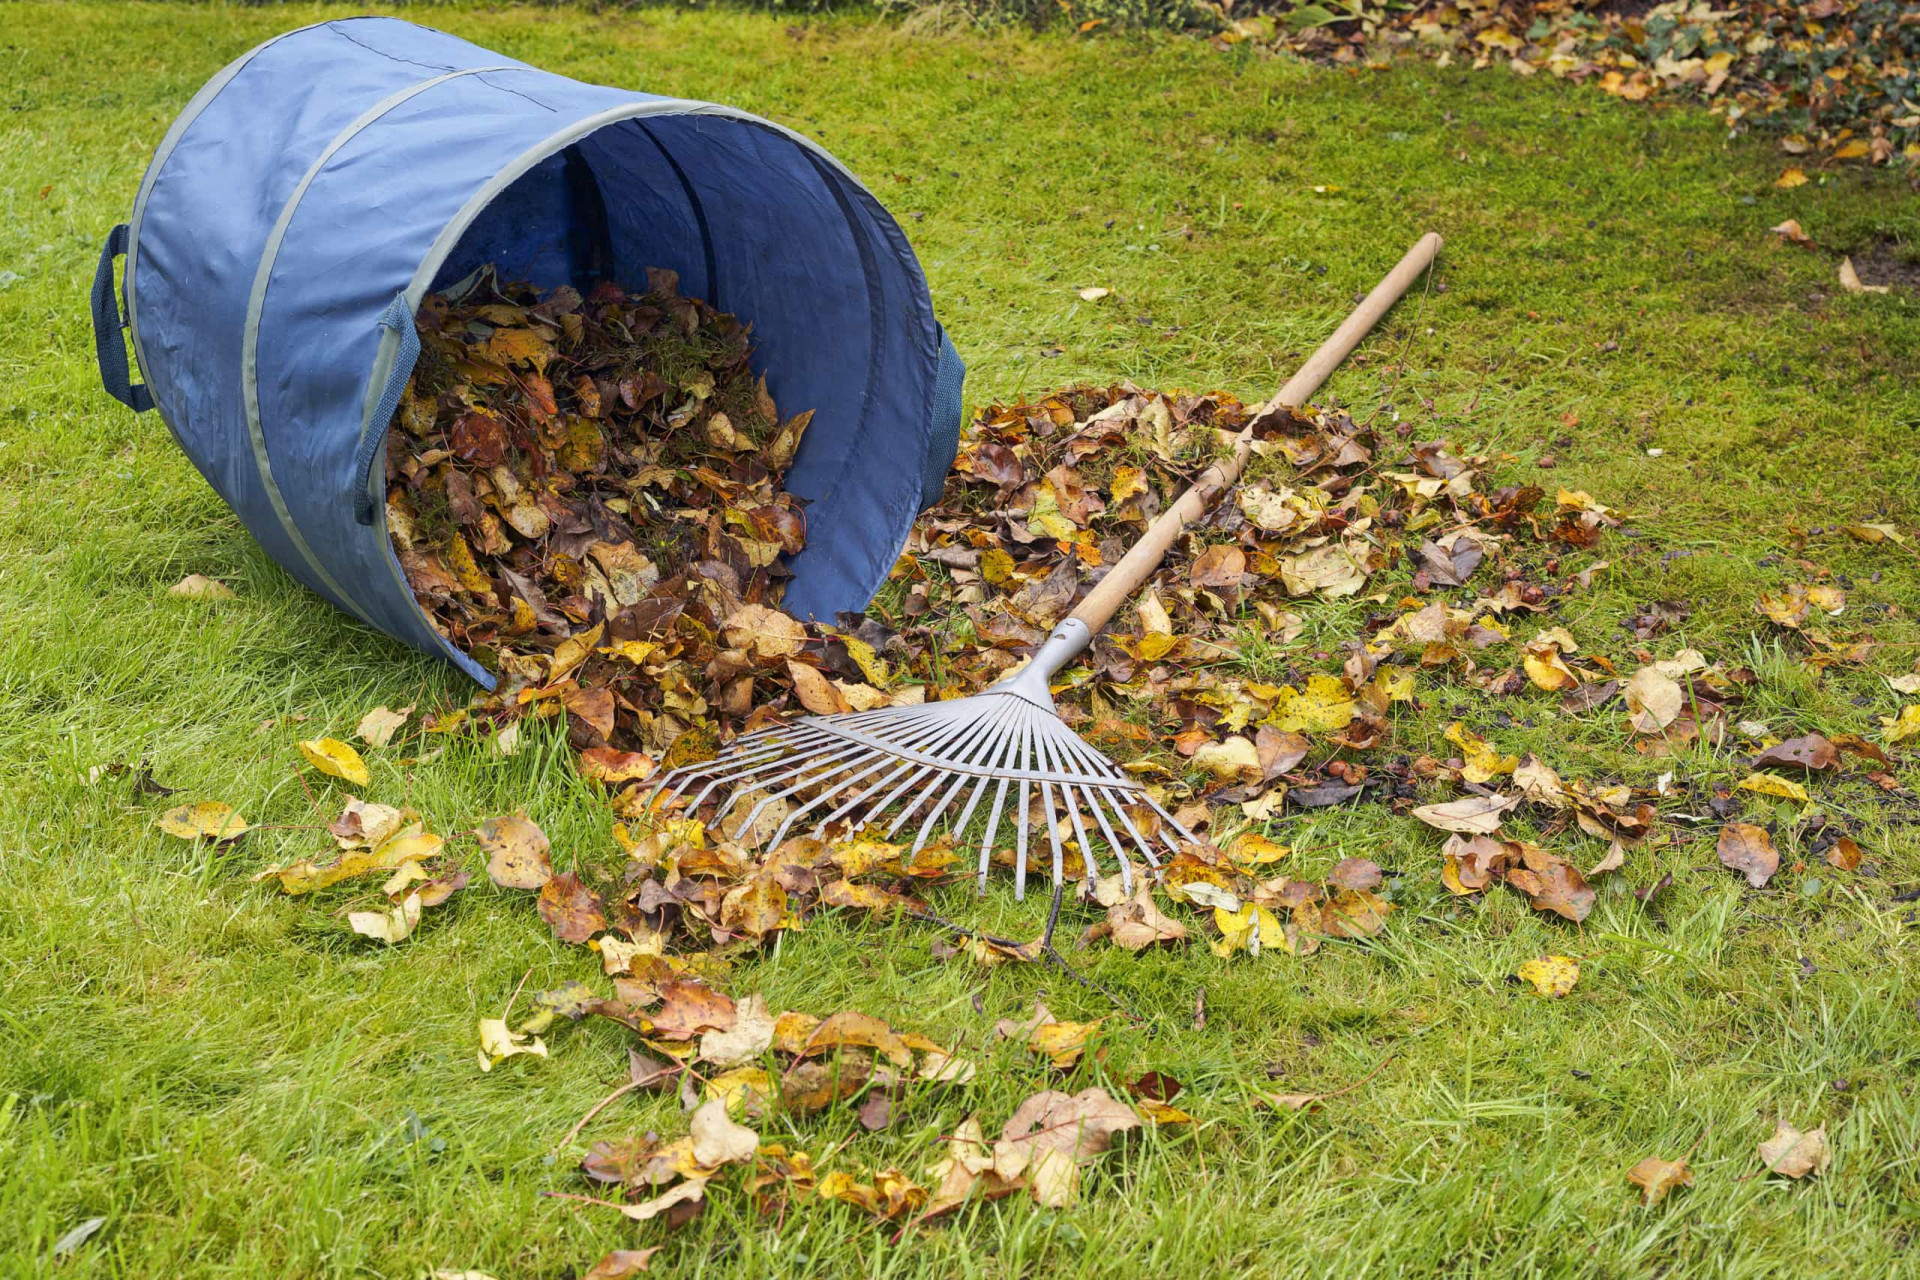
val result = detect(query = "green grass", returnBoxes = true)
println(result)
[5,4,1920,1276]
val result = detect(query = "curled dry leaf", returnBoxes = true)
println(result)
[583,1249,662,1280]
[169,573,236,600]
[1718,821,1778,889]
[1752,733,1838,772]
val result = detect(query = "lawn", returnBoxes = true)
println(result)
[4,3,1920,1277]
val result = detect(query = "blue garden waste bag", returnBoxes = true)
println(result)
[90,17,964,687]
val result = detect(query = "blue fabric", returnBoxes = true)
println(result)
[925,325,965,509]
[90,224,154,414]
[355,294,420,527]
[117,17,960,685]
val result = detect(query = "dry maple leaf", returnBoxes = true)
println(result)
[1757,1119,1830,1179]
[1626,1154,1694,1206]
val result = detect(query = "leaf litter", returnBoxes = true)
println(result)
[220,343,1920,1267]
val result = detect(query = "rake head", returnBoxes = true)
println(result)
[649,620,1197,897]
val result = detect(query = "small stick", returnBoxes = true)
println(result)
[556,1078,643,1152]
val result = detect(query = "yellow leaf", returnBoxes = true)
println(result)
[349,891,423,944]
[298,737,371,787]
[1738,772,1809,804]
[1191,735,1260,783]
[1267,674,1355,733]
[1229,832,1290,869]
[1517,954,1579,997]
[156,801,249,842]
[476,1018,547,1072]
[1832,140,1869,161]
[1775,167,1808,188]
[1026,487,1078,541]
[1883,704,1920,745]
[1109,466,1147,504]
[1445,721,1518,784]
[168,573,235,601]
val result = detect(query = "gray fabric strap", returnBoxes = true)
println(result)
[355,294,421,526]
[90,225,154,413]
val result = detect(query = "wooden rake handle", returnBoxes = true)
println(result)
[1066,231,1443,634]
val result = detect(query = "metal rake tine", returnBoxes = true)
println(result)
[759,750,911,847]
[1078,785,1135,893]
[810,755,922,838]
[975,710,1026,893]
[708,734,876,821]
[886,701,1011,844]
[824,701,994,837]
[1013,709,1037,901]
[691,730,855,813]
[1031,721,1088,887]
[906,699,1024,858]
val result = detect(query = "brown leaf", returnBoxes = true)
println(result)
[1327,857,1383,892]
[1105,883,1189,951]
[538,872,607,943]
[650,980,737,1041]
[1627,1155,1694,1206]
[1508,858,1595,922]
[1189,544,1246,589]
[1717,822,1778,889]
[584,1248,663,1280]
[1752,734,1839,772]
[787,660,850,715]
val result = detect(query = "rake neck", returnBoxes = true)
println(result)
[987,618,1092,707]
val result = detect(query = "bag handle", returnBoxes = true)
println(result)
[353,293,421,526]
[91,224,154,413]
[920,323,965,510]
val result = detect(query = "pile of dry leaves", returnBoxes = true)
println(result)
[384,265,811,755]
[1218,0,1920,174]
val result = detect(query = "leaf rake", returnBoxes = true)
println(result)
[654,233,1444,897]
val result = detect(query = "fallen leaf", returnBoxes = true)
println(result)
[169,573,235,601]
[538,872,607,943]
[1718,822,1778,889]
[1768,219,1814,246]
[349,890,424,944]
[1105,883,1188,951]
[478,813,553,888]
[355,705,411,748]
[1881,704,1920,745]
[297,737,371,786]
[1627,1154,1694,1206]
[477,1017,547,1072]
[994,1087,1141,1208]
[1757,1119,1830,1179]
[584,1249,663,1280]
[1753,734,1839,772]
[699,994,775,1067]
[1192,735,1261,784]
[51,1216,108,1258]
[1838,257,1890,296]
[689,1097,758,1166]
[1412,792,1519,835]
[1738,772,1809,804]
[1825,835,1862,871]
[1775,167,1808,188]
[156,801,249,842]
[1623,667,1684,734]
[1517,954,1579,997]
[1076,285,1111,301]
